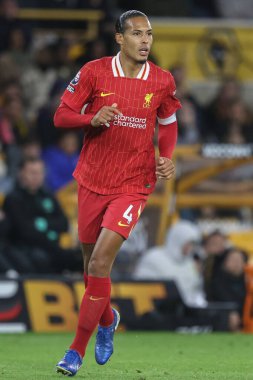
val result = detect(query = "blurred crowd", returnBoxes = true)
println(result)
[0,0,116,276]
[0,0,252,331]
[130,220,248,332]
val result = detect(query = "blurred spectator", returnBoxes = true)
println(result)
[1,95,30,144]
[1,80,22,107]
[170,64,202,144]
[204,95,253,144]
[74,38,109,67]
[49,37,73,78]
[0,53,20,88]
[202,228,230,255]
[134,220,206,307]
[207,247,248,331]
[1,135,42,193]
[177,99,201,144]
[202,229,231,296]
[84,38,108,62]
[35,79,69,148]
[2,157,80,274]
[6,26,32,71]
[170,64,191,100]
[21,43,58,122]
[224,99,253,144]
[0,89,31,181]
[21,136,41,159]
[0,0,31,53]
[42,131,79,192]
[112,218,149,280]
[202,78,242,142]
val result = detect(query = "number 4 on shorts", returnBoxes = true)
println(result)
[123,205,133,224]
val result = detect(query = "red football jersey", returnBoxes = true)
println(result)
[61,53,181,195]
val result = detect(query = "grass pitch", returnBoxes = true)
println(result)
[0,331,252,379]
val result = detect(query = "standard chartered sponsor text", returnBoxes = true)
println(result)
[113,114,146,129]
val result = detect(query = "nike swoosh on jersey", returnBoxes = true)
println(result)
[118,221,130,227]
[101,92,115,97]
[90,296,104,301]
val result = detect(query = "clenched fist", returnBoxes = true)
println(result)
[156,157,175,180]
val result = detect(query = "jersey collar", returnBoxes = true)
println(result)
[112,52,150,80]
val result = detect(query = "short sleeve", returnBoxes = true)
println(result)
[157,73,181,125]
[61,64,95,113]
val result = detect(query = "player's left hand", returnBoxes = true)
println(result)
[156,157,175,180]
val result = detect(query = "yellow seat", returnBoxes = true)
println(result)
[57,182,78,248]
[229,231,253,256]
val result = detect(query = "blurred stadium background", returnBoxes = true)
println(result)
[1,0,253,342]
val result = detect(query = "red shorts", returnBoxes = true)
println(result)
[78,185,148,243]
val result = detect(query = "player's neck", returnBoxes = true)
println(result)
[119,52,145,78]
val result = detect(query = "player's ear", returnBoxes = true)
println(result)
[115,33,123,46]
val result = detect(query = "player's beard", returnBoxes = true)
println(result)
[138,58,148,64]
[136,56,148,64]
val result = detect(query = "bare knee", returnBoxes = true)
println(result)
[88,256,111,277]
[87,229,123,277]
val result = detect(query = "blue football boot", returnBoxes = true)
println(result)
[56,349,82,376]
[95,308,120,365]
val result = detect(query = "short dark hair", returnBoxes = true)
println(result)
[115,10,148,34]
[223,246,248,264]
[19,156,43,170]
[202,229,226,245]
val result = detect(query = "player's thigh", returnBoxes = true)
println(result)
[88,228,125,276]
[81,243,95,272]
[101,193,148,239]
[81,243,95,258]
[78,185,108,244]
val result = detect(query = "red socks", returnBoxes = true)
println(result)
[84,273,114,328]
[99,300,114,327]
[70,276,111,357]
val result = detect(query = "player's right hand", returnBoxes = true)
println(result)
[91,103,122,127]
